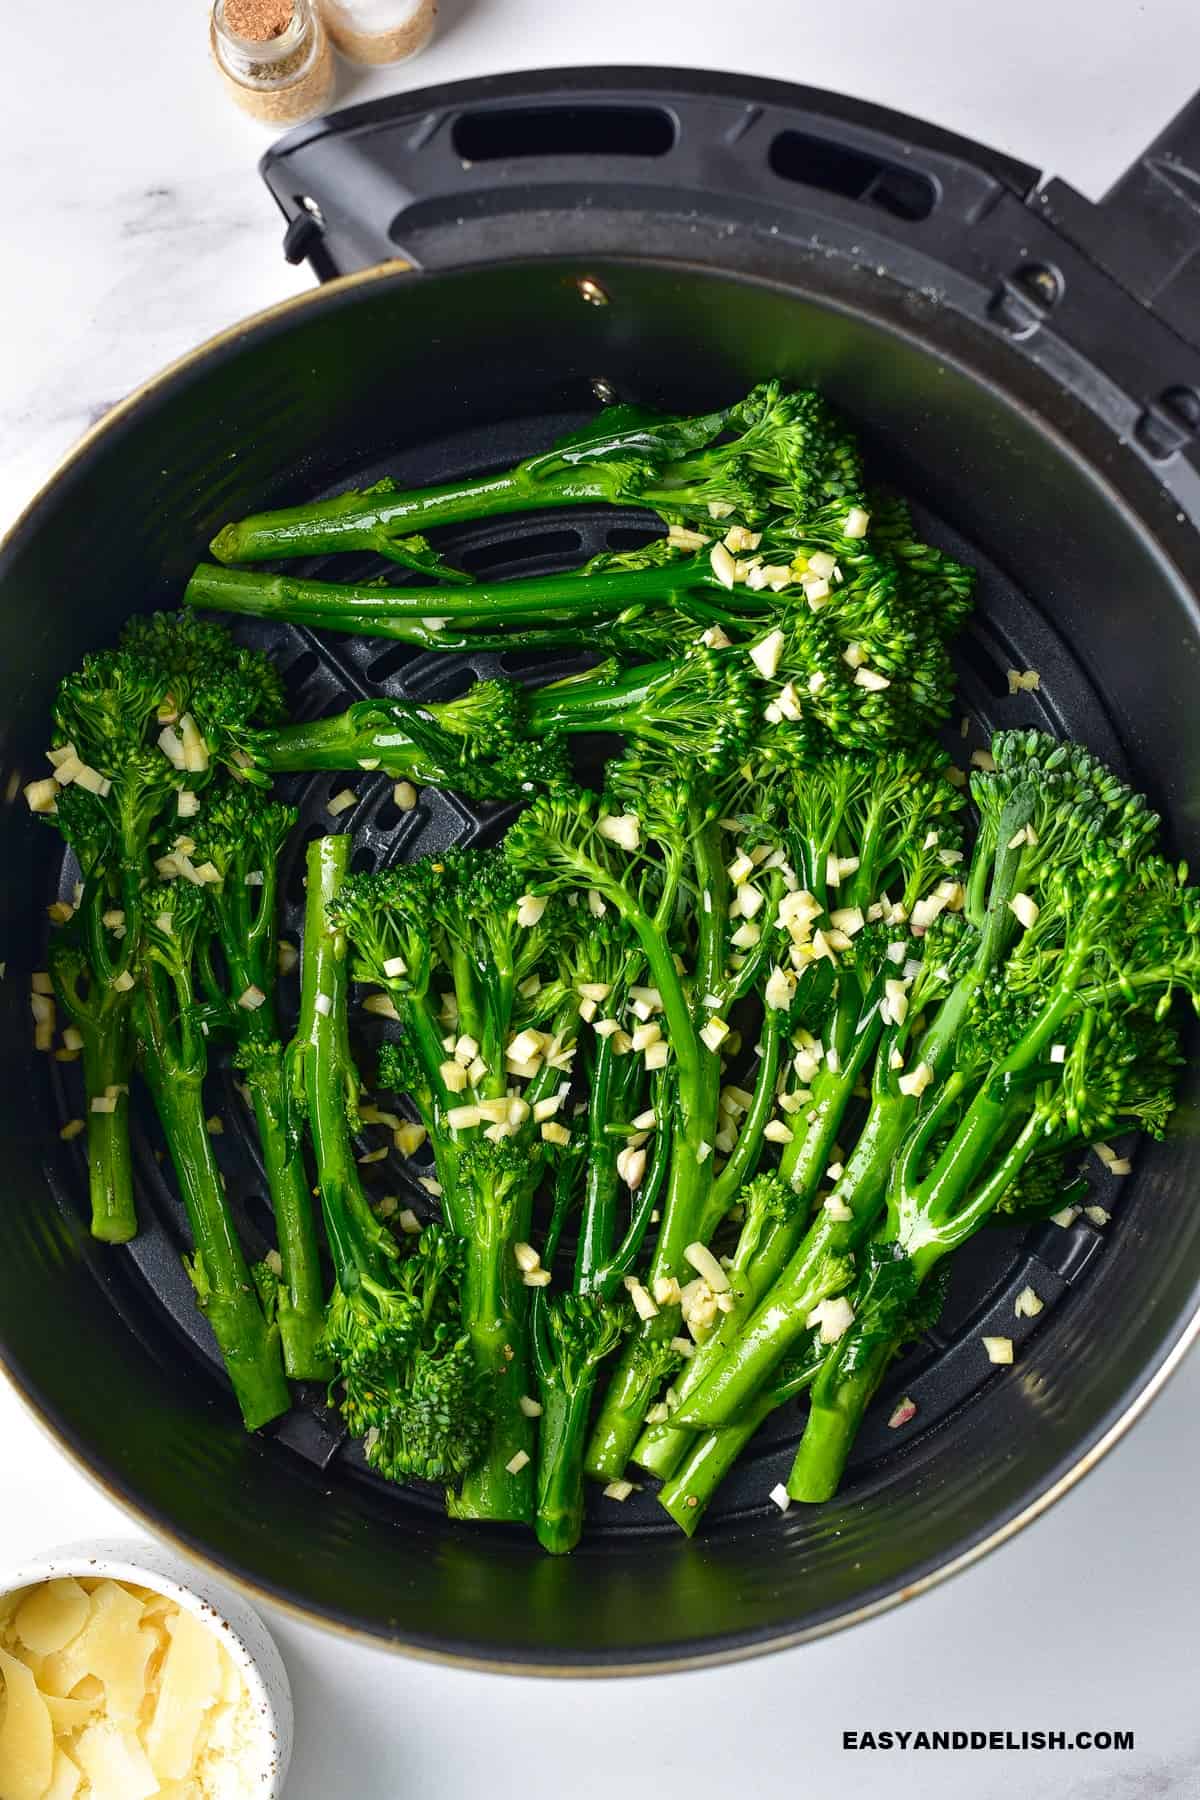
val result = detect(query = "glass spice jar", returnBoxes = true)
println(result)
[210,0,335,126]
[318,0,436,65]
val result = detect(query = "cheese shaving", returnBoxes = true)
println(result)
[0,1578,266,1799]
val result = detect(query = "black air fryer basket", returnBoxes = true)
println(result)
[2,68,1200,1671]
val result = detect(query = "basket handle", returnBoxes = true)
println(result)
[1040,89,1200,360]
[259,66,1036,282]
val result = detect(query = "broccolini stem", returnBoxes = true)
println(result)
[534,1369,599,1555]
[575,1032,623,1289]
[583,815,728,1481]
[78,1009,137,1245]
[635,1006,878,1479]
[448,1164,536,1527]
[138,1007,289,1431]
[187,561,738,640]
[246,1049,331,1382]
[525,657,725,742]
[49,919,139,1244]
[584,1045,717,1480]
[253,712,456,785]
[208,469,632,566]
[788,1109,1049,1504]
[584,1339,673,1484]
[657,1396,778,1533]
[785,1338,893,1503]
[702,1007,783,1230]
[658,1350,823,1532]
[296,836,389,1294]
[674,1093,910,1431]
[592,1088,673,1299]
[675,811,1044,1437]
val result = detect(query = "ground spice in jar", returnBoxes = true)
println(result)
[226,0,295,35]
[210,0,335,125]
[318,0,436,64]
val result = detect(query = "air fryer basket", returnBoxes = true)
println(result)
[2,71,1200,1669]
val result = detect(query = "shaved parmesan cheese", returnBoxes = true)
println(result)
[64,1584,150,1719]
[143,1607,222,1782]
[13,1578,90,1656]
[74,1719,160,1800]
[0,1644,55,1799]
[42,1748,83,1800]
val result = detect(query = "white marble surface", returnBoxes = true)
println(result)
[4,3,1200,1796]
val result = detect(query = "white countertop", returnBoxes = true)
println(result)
[3,3,1200,1796]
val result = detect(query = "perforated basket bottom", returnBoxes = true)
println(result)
[39,410,1136,1537]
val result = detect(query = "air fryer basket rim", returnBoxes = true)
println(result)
[3,252,1200,1673]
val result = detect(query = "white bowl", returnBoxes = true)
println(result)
[0,1536,293,1795]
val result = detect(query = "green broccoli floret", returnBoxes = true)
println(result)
[41,612,286,1244]
[532,1291,632,1553]
[781,755,1197,1504]
[675,733,1188,1476]
[333,1225,489,1486]
[249,680,571,801]
[331,842,582,1526]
